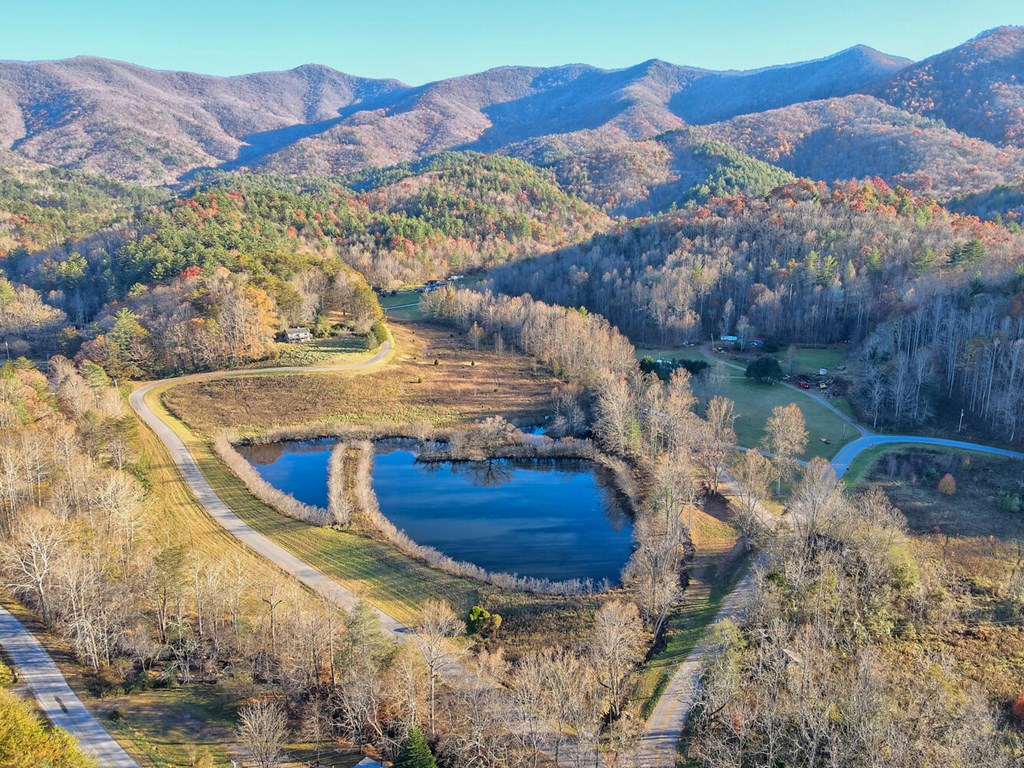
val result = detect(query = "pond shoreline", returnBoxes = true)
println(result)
[227,422,642,595]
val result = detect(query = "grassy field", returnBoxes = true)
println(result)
[101,685,238,767]
[251,334,374,368]
[150,323,601,653]
[775,345,851,375]
[634,344,859,461]
[847,447,1024,706]
[99,683,366,768]
[710,374,855,460]
[856,447,1024,539]
[164,323,554,436]
[633,504,747,719]
[149,381,602,644]
[380,290,425,321]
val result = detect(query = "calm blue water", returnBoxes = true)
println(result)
[237,439,334,508]
[237,439,633,583]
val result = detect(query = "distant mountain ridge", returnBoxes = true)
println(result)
[0,45,911,184]
[1,28,1022,208]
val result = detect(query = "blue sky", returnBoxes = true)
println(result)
[5,1,1023,83]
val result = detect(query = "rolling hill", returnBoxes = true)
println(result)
[869,25,1024,147]
[705,94,1024,197]
[1,29,1022,207]
[0,45,910,185]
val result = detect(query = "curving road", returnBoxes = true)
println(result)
[638,356,1024,766]
[128,342,411,639]
[129,339,491,701]
[0,605,139,767]
[130,339,1024,768]
[831,434,1024,478]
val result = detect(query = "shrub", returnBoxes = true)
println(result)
[745,355,784,384]
[0,659,14,688]
[938,473,957,496]
[466,605,503,637]
[0,689,94,767]
[369,320,389,346]
[997,492,1023,514]
[1013,690,1024,724]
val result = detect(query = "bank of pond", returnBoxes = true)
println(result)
[236,438,634,585]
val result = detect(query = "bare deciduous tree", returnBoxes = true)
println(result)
[414,599,465,731]
[762,402,808,492]
[588,600,645,717]
[237,699,289,768]
[696,397,735,494]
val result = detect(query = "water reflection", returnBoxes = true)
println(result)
[238,438,634,583]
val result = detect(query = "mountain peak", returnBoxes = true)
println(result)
[969,25,1024,43]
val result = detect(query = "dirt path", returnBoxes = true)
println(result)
[636,422,1024,766]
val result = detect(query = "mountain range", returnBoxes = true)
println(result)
[2,26,1023,210]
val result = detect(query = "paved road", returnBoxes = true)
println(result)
[635,467,781,768]
[128,342,411,639]
[636,369,1024,765]
[129,339,567,760]
[0,605,139,767]
[831,434,1024,478]
[636,571,754,768]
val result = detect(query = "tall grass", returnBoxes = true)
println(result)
[211,436,331,526]
[327,442,351,526]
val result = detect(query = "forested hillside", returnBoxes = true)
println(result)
[487,180,1024,439]
[0,153,607,374]
[706,95,1024,197]
[0,156,164,255]
[869,26,1024,147]
[515,127,795,215]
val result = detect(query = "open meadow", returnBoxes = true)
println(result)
[165,322,553,435]
[851,447,1024,708]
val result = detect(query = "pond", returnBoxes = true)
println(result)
[237,439,634,584]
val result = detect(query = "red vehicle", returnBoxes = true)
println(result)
[797,380,811,390]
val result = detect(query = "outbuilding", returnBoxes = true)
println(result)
[283,327,312,343]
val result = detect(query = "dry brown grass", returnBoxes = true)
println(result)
[854,448,1024,714]
[164,322,555,436]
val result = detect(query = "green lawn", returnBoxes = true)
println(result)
[255,335,373,368]
[775,346,851,376]
[379,290,422,309]
[711,375,856,460]
[634,345,858,461]
[380,290,426,321]
[635,346,702,362]
[101,685,238,768]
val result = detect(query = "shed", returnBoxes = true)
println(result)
[355,759,386,768]
[284,327,312,343]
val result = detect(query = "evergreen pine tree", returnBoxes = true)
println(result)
[393,727,437,768]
